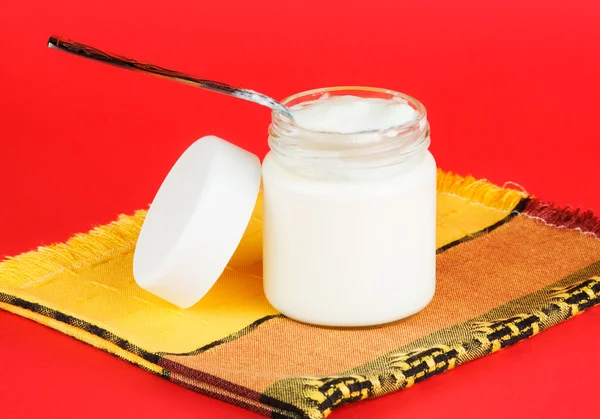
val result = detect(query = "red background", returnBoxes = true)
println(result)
[1,0,600,417]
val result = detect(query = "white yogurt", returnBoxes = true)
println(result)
[262,90,436,327]
[290,95,418,133]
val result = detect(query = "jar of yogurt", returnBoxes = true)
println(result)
[262,87,436,326]
[133,86,435,328]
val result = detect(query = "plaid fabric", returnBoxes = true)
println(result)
[1,169,599,419]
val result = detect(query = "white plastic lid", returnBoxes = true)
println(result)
[132,135,261,308]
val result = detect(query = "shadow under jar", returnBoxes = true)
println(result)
[262,87,436,327]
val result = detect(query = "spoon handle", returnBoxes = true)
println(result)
[47,37,292,119]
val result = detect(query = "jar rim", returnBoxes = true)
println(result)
[271,86,427,136]
[268,86,430,169]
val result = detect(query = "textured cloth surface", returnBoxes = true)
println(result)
[1,170,599,419]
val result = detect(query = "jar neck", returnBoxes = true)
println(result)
[268,87,430,173]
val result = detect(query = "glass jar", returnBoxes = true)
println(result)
[262,87,436,327]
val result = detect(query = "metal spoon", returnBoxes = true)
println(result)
[47,36,293,120]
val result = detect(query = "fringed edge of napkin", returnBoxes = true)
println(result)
[436,170,528,211]
[0,210,147,288]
